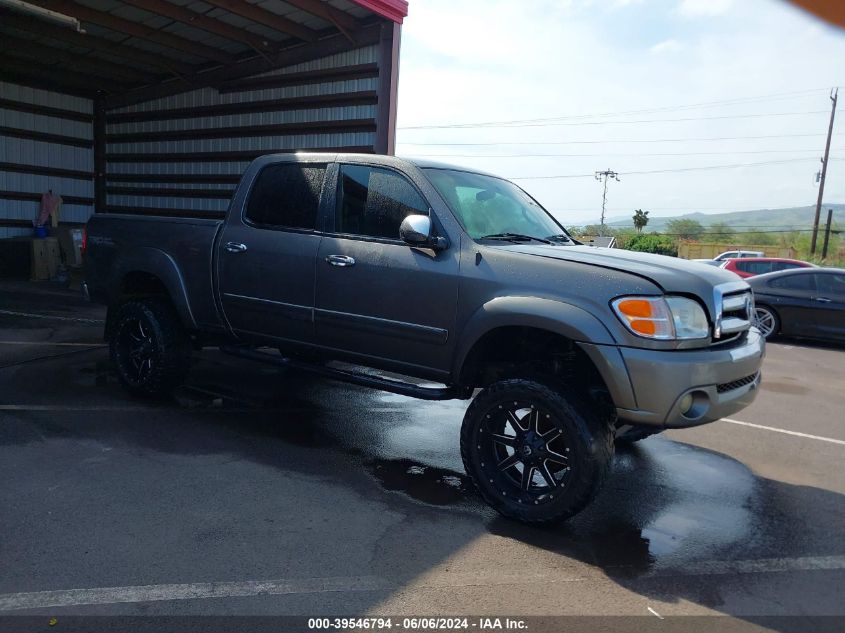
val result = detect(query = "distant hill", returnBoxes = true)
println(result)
[573,204,845,231]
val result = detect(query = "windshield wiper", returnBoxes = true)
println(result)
[479,233,553,245]
[545,233,574,244]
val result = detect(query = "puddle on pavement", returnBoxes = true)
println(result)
[367,458,475,506]
[487,438,756,578]
[54,352,760,578]
[122,365,759,578]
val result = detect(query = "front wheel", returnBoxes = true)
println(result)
[110,298,191,397]
[460,378,614,525]
[753,304,780,340]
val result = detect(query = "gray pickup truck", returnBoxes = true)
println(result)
[84,153,764,524]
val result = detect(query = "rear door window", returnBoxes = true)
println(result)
[335,164,429,240]
[815,273,845,298]
[739,261,773,275]
[769,274,814,292]
[245,163,327,230]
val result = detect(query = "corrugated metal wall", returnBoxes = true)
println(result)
[105,45,380,218]
[0,81,94,238]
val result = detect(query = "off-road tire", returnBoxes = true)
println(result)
[110,298,191,397]
[460,378,614,525]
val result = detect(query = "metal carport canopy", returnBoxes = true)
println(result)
[0,0,407,228]
[0,0,406,108]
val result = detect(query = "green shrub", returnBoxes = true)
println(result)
[625,234,678,256]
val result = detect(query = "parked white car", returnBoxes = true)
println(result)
[713,250,765,261]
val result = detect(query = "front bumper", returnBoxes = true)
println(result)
[611,329,765,428]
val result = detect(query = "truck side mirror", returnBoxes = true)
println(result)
[399,214,447,251]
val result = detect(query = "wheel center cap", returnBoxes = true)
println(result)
[521,445,533,458]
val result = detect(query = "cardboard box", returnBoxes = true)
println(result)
[31,237,61,281]
[54,226,84,267]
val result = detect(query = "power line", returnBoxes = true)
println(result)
[405,148,845,159]
[550,206,817,211]
[592,224,825,229]
[510,157,840,180]
[398,132,838,146]
[397,87,831,130]
[399,110,830,131]
[646,229,824,235]
[570,228,830,235]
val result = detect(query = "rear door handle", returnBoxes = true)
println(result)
[225,242,248,253]
[325,254,355,267]
[814,296,832,303]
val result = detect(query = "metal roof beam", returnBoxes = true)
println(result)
[0,32,160,83]
[104,22,381,109]
[118,0,279,54]
[282,0,359,32]
[26,0,237,64]
[0,55,119,96]
[0,10,195,76]
[199,0,319,43]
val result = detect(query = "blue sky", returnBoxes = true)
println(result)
[394,0,845,226]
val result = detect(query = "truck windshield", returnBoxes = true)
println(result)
[422,168,570,243]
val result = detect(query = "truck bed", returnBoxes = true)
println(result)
[85,213,224,331]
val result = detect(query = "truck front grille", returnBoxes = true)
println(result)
[713,282,753,341]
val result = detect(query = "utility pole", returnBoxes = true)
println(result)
[822,208,833,260]
[595,169,620,237]
[811,87,838,255]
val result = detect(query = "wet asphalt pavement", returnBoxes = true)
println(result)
[1,280,844,628]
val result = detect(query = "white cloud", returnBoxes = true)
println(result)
[677,0,734,18]
[650,38,683,54]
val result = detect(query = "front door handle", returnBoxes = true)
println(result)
[814,296,832,303]
[325,254,355,267]
[225,242,248,253]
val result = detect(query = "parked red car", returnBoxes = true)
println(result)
[720,257,815,278]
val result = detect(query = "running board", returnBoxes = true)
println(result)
[220,346,465,401]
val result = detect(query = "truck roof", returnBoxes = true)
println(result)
[253,152,503,180]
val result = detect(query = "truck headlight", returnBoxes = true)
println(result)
[612,296,709,341]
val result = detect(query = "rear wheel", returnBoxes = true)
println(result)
[460,378,613,525]
[753,304,780,340]
[110,298,191,397]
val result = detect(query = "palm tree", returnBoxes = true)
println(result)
[633,209,649,233]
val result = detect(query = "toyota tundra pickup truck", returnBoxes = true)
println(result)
[83,153,764,524]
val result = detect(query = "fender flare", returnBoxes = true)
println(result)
[451,296,617,380]
[109,247,196,330]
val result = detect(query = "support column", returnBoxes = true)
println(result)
[374,20,401,155]
[93,96,107,213]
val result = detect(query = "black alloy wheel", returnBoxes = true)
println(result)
[461,378,613,524]
[480,401,573,501]
[119,316,156,383]
[110,299,191,397]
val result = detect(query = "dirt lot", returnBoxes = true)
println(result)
[1,280,843,630]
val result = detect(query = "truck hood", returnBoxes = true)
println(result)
[499,244,744,296]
